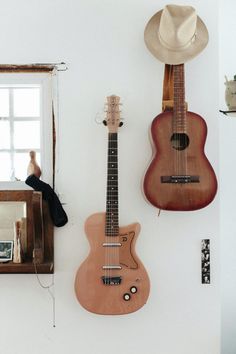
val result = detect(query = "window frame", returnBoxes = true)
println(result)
[0,73,53,190]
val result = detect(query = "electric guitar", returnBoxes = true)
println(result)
[75,95,150,315]
[143,64,217,211]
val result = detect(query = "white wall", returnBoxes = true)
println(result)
[219,1,236,353]
[0,1,220,354]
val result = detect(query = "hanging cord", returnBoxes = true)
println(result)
[52,68,59,190]
[32,69,60,328]
[33,259,56,327]
[52,68,62,197]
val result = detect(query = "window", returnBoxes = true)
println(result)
[0,73,53,189]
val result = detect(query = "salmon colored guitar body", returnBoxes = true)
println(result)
[75,95,150,315]
[143,65,217,211]
[75,212,150,315]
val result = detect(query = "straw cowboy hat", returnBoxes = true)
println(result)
[144,4,209,64]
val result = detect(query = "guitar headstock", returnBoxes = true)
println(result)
[103,95,123,133]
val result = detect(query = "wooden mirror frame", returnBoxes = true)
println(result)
[0,190,54,274]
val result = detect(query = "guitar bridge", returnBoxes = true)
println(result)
[101,276,122,285]
[161,175,200,184]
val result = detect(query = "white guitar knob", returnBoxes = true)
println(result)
[123,293,131,301]
[130,286,137,294]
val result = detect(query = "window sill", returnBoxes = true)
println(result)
[0,181,32,190]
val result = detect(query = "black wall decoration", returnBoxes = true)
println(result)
[201,239,210,284]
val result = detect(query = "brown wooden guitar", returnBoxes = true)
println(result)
[75,95,150,315]
[143,64,217,211]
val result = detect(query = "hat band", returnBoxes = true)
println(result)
[158,31,197,52]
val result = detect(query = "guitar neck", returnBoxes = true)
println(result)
[173,64,186,132]
[105,132,119,236]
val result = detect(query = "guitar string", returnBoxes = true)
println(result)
[181,64,187,178]
[109,133,113,280]
[110,133,114,280]
[172,65,175,176]
[114,132,119,278]
[109,133,112,280]
[179,65,183,178]
[174,65,187,180]
[175,66,179,178]
[106,131,119,281]
[180,66,182,173]
[109,134,113,279]
[116,132,119,276]
[111,132,118,278]
[168,66,174,178]
[174,66,178,178]
[183,64,188,177]
[108,141,110,282]
[108,133,111,280]
[105,101,121,282]
[106,132,109,281]
[114,134,119,278]
[106,134,107,281]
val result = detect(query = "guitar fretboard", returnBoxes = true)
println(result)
[173,64,186,132]
[105,133,119,236]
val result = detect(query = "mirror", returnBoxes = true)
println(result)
[0,201,26,239]
[0,202,27,260]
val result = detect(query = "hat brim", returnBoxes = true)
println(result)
[144,10,209,64]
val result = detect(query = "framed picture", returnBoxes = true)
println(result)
[0,241,13,262]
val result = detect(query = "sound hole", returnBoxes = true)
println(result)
[171,133,189,151]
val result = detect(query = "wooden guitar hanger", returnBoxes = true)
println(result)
[162,64,187,112]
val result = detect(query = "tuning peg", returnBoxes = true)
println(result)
[103,120,107,126]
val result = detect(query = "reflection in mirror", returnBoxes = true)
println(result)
[0,202,27,255]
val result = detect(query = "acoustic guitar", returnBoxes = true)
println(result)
[75,95,150,315]
[143,64,217,211]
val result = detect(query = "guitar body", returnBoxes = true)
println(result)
[75,212,150,315]
[143,111,217,211]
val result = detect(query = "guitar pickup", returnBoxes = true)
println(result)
[103,242,121,247]
[101,276,122,285]
[161,175,200,184]
[102,265,122,270]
